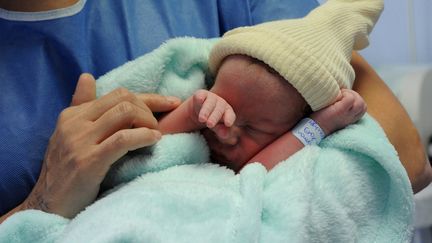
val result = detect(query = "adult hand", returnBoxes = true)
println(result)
[21,73,181,218]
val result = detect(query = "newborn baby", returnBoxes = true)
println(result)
[159,54,366,171]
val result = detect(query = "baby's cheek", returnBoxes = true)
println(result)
[239,137,265,161]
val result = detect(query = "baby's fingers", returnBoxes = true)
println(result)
[223,106,236,127]
[206,99,228,128]
[350,91,367,118]
[197,93,217,123]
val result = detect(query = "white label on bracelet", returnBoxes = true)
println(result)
[292,118,325,146]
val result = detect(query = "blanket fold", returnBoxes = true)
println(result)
[0,37,413,243]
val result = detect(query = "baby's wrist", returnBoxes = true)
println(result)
[309,113,331,135]
[184,98,201,125]
[292,118,326,146]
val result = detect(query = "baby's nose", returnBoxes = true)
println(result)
[212,124,238,146]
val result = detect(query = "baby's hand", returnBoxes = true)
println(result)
[192,89,236,128]
[310,89,367,135]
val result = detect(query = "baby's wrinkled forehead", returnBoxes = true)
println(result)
[220,55,305,95]
[213,54,310,125]
[238,55,306,105]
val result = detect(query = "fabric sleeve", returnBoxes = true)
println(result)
[248,0,319,24]
[217,0,319,34]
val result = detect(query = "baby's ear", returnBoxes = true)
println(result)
[335,89,343,102]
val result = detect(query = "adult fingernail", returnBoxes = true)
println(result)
[153,130,162,140]
[166,96,181,104]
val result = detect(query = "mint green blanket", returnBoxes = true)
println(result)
[0,38,414,242]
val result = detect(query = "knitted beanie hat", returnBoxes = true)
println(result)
[209,0,384,111]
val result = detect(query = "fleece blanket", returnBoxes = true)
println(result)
[0,38,414,243]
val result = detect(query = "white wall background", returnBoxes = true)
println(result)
[317,0,432,67]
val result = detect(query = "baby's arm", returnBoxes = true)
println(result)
[158,89,235,134]
[248,89,367,170]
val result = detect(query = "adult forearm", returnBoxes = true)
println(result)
[351,52,432,193]
[0,196,47,224]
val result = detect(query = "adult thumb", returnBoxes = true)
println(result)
[71,73,96,106]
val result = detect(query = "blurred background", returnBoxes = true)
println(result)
[318,0,432,242]
[318,0,431,63]
[360,0,431,65]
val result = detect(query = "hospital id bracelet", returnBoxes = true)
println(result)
[292,118,326,146]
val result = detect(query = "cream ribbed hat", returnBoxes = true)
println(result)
[209,0,384,111]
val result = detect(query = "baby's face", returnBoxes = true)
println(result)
[203,55,307,171]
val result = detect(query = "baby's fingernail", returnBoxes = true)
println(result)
[166,96,181,104]
[199,115,206,123]
[207,121,215,128]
